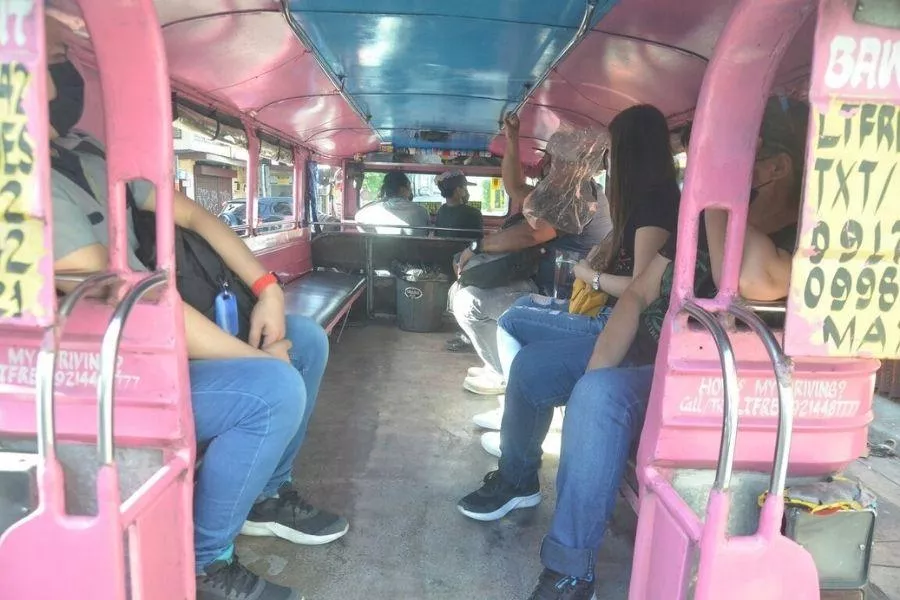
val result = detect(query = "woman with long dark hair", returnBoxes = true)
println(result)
[471,104,680,441]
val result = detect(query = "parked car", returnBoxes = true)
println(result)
[217,197,294,235]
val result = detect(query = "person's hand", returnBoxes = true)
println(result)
[573,259,597,286]
[249,285,286,348]
[261,338,292,363]
[503,113,520,139]
[456,248,475,275]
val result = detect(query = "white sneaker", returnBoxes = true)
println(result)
[473,402,563,432]
[467,366,496,378]
[472,407,503,430]
[550,406,565,432]
[463,373,506,395]
[480,430,562,459]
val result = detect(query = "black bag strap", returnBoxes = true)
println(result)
[67,139,142,214]
[49,142,96,201]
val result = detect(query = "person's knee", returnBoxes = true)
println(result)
[255,361,307,436]
[286,316,330,365]
[568,369,642,429]
[451,286,482,322]
[507,345,556,403]
[497,307,516,333]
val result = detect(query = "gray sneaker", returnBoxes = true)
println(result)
[241,483,349,545]
[196,556,302,600]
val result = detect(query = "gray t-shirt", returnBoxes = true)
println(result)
[355,197,430,236]
[51,133,151,272]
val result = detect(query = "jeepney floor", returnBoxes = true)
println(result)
[236,320,637,600]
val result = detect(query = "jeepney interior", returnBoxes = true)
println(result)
[2,0,894,599]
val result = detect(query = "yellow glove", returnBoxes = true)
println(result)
[569,279,608,317]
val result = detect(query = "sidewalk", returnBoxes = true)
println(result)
[846,394,900,599]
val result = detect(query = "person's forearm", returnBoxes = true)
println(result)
[187,207,269,288]
[183,302,268,360]
[596,273,632,298]
[587,287,645,370]
[502,135,531,207]
[482,222,554,253]
[573,263,629,298]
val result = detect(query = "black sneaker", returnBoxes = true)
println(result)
[196,556,302,600]
[457,470,541,521]
[240,483,349,545]
[526,569,595,600]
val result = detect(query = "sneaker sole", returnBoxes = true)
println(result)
[240,520,349,545]
[457,492,542,521]
[462,380,506,396]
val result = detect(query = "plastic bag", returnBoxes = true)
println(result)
[390,260,449,283]
[524,125,608,235]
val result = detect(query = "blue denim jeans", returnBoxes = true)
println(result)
[496,294,611,378]
[190,315,329,571]
[540,365,654,580]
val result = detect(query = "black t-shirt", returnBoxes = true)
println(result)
[435,203,484,239]
[607,180,680,277]
[625,217,798,366]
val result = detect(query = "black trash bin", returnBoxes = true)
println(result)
[392,261,450,332]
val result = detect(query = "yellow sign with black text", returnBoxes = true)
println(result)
[789,100,900,358]
[0,61,45,320]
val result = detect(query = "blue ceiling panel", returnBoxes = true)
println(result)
[287,0,618,151]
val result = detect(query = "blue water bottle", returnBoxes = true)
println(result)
[214,282,240,336]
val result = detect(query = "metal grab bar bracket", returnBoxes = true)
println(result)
[681,300,741,491]
[96,272,169,465]
[36,273,121,460]
[726,304,794,497]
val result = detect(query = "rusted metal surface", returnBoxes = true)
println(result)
[877,361,900,400]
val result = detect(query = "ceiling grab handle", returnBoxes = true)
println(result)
[506,0,599,120]
[96,272,168,465]
[682,301,741,491]
[36,273,120,461]
[727,303,794,498]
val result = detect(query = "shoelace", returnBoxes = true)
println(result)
[531,571,582,599]
[554,576,580,591]
[480,470,503,493]
[209,558,258,594]
[278,488,317,520]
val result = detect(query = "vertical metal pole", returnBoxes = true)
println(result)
[365,235,374,317]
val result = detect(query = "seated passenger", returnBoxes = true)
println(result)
[457,97,807,600]
[473,104,679,440]
[45,52,346,600]
[451,118,612,396]
[433,170,484,238]
[355,171,430,235]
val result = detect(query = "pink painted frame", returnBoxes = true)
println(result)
[628,0,878,598]
[0,2,195,599]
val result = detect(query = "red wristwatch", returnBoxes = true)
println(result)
[251,272,281,297]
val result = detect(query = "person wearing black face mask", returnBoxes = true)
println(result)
[47,60,85,138]
[46,57,349,600]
